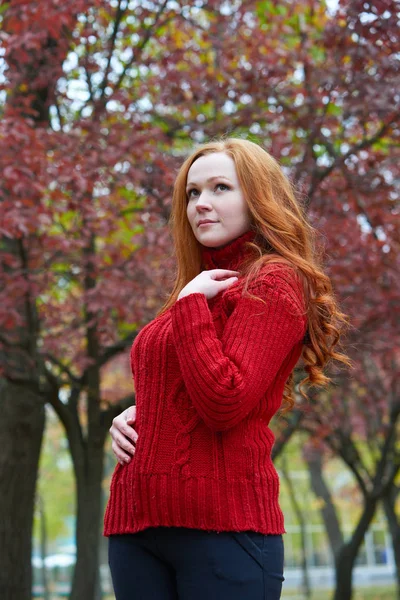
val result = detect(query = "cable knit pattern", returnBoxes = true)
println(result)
[104,230,307,536]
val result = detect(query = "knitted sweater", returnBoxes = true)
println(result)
[103,229,307,536]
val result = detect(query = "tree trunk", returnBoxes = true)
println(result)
[1,7,76,598]
[0,380,45,600]
[305,451,344,557]
[333,497,378,600]
[99,482,111,597]
[69,439,106,600]
[382,486,400,599]
[280,455,311,599]
[334,544,355,600]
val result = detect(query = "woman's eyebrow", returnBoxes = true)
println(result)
[186,175,232,188]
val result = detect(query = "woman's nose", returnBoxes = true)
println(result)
[195,192,212,209]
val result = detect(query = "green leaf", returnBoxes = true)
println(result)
[310,46,326,62]
[326,103,342,117]
[276,5,288,16]
[256,0,275,22]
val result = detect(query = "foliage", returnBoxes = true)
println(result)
[0,0,398,383]
[0,1,398,598]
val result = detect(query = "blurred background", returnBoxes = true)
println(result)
[0,1,398,599]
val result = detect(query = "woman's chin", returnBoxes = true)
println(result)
[197,233,236,249]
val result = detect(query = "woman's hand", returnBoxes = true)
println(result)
[109,405,138,465]
[178,269,239,301]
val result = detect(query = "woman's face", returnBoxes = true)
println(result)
[186,152,252,248]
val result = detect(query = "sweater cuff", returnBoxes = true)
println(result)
[172,292,210,324]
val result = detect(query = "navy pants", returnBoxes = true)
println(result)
[108,527,284,599]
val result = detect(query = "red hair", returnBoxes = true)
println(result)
[159,138,351,412]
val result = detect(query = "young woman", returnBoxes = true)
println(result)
[104,138,349,599]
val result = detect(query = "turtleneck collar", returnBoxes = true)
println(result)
[200,229,257,271]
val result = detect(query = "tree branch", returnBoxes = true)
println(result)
[98,331,139,368]
[99,0,127,100]
[113,0,170,92]
[43,353,81,385]
[307,113,399,199]
[373,405,400,497]
[46,380,76,444]
[272,407,305,460]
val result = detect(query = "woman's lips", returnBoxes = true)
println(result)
[198,221,218,227]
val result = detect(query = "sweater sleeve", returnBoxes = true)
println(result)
[170,270,307,432]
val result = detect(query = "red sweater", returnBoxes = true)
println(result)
[104,230,307,536]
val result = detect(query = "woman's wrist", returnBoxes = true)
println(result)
[178,290,203,301]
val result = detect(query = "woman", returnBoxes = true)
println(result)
[104,138,349,599]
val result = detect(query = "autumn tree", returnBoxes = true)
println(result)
[0,1,181,598]
[299,351,400,600]
[0,2,398,600]
[0,2,86,598]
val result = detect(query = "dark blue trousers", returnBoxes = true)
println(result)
[108,527,284,599]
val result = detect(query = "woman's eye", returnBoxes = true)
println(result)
[187,184,229,199]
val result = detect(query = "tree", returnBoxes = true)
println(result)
[303,445,344,565]
[382,481,400,599]
[0,1,79,595]
[1,2,398,599]
[300,352,400,600]
[0,2,186,598]
[280,453,312,599]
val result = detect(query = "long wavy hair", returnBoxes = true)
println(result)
[158,137,351,413]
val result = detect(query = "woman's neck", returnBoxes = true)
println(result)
[200,229,257,271]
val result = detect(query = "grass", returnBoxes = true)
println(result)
[281,585,396,599]
[36,584,397,599]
